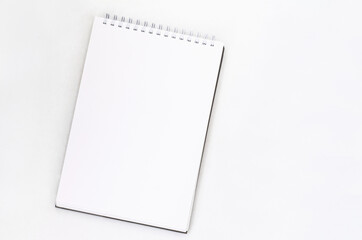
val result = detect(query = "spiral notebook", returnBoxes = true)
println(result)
[56,14,224,233]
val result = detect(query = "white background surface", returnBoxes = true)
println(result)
[0,0,362,239]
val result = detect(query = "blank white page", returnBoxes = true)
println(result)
[56,16,224,233]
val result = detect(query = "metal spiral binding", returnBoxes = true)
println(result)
[102,13,215,47]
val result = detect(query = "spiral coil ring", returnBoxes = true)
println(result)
[103,13,215,47]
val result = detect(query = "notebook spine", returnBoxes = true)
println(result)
[102,13,215,47]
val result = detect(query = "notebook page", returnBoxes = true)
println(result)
[56,16,224,232]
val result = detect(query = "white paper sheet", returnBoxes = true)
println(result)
[56,16,224,233]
